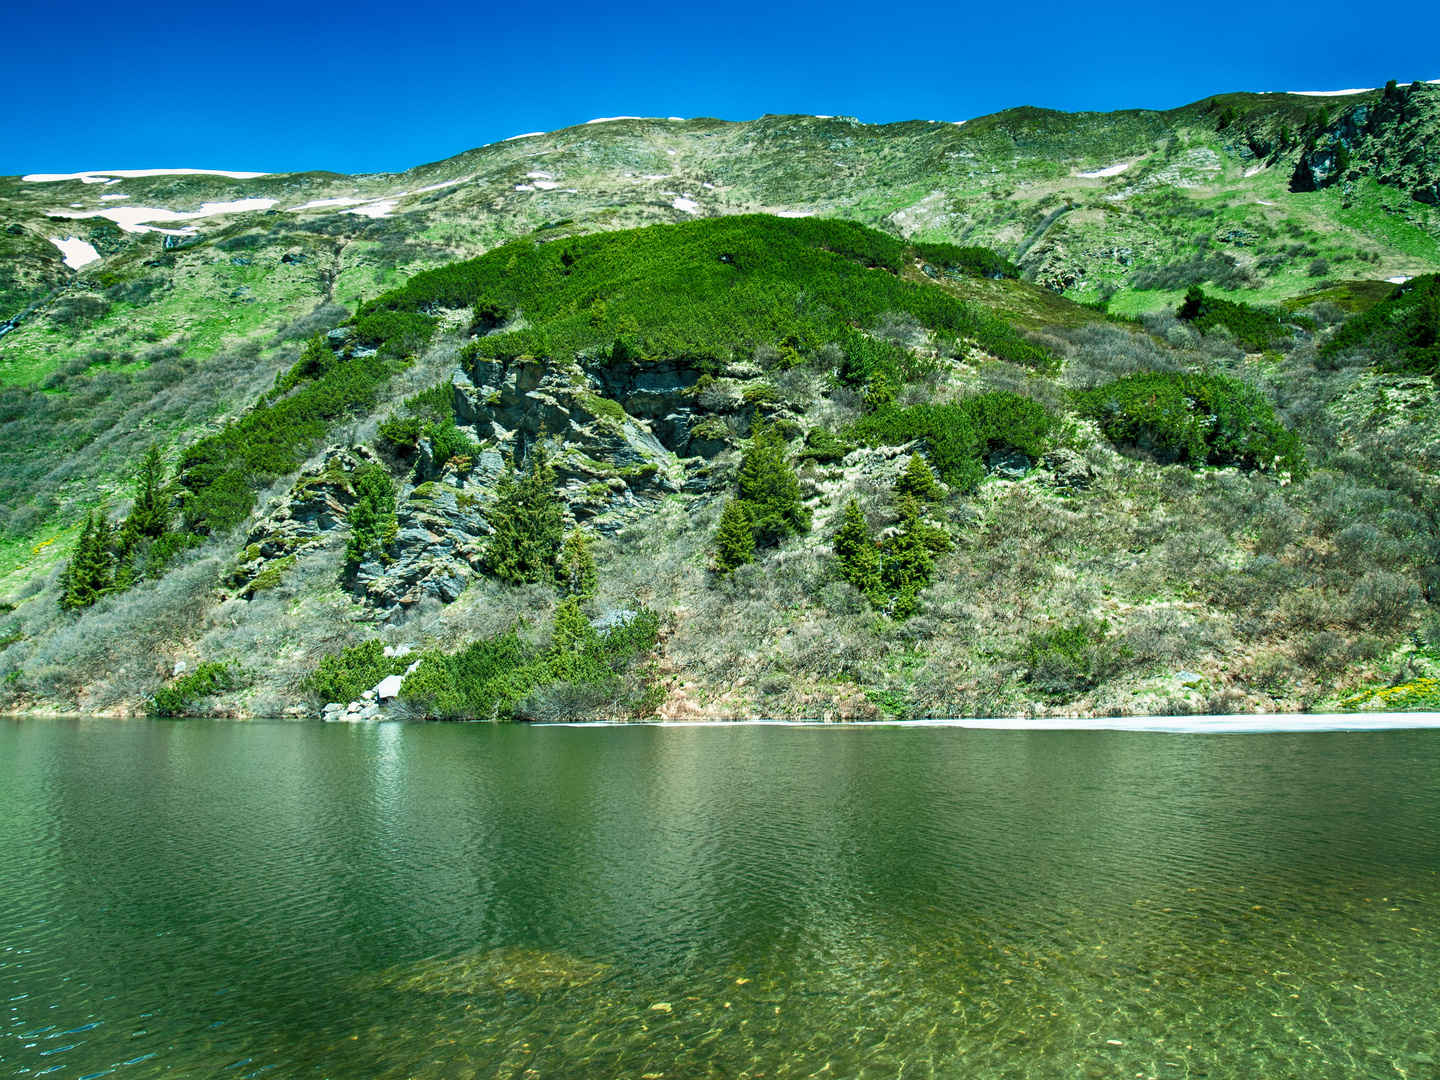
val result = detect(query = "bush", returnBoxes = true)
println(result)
[850,391,1056,490]
[909,241,1019,279]
[179,350,397,533]
[399,601,660,720]
[303,640,408,704]
[345,465,397,569]
[1176,286,1308,350]
[1321,274,1440,373]
[1020,620,1127,702]
[350,215,1047,371]
[1075,372,1306,476]
[150,661,243,717]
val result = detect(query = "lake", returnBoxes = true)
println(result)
[2,719,1438,1078]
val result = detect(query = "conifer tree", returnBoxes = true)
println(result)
[345,465,397,568]
[894,453,943,503]
[486,438,565,585]
[737,421,810,546]
[713,499,756,573]
[556,527,599,599]
[832,499,879,596]
[59,511,113,611]
[125,444,170,541]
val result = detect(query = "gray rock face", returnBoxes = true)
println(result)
[987,449,1032,479]
[230,445,384,597]
[357,465,491,609]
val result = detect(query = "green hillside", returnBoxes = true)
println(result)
[2,84,1440,720]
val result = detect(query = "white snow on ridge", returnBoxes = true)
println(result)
[48,236,101,269]
[586,116,643,124]
[1078,162,1130,178]
[50,197,279,232]
[1389,275,1413,284]
[99,193,131,200]
[1288,88,1373,96]
[285,197,371,211]
[412,177,469,193]
[24,167,267,182]
[504,132,545,141]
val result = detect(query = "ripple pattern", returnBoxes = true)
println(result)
[1,721,1438,1079]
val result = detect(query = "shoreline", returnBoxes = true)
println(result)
[6,712,1440,733]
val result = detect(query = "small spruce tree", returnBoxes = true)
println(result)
[832,499,879,596]
[556,527,599,599]
[345,465,398,568]
[713,499,756,573]
[486,439,565,585]
[894,454,944,503]
[59,511,113,611]
[737,421,810,546]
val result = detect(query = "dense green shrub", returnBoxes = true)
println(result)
[795,426,855,464]
[556,528,598,599]
[1075,372,1305,476]
[150,662,244,717]
[303,640,409,704]
[850,392,1056,490]
[399,601,660,719]
[179,352,397,533]
[909,241,1019,279]
[1176,286,1310,349]
[1321,274,1440,372]
[347,215,1047,370]
[1020,620,1127,702]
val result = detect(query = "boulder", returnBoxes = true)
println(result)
[375,674,405,700]
[987,450,1032,479]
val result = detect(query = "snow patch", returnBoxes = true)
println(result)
[532,181,560,190]
[668,116,684,121]
[504,132,545,141]
[48,236,101,269]
[775,210,813,218]
[702,182,715,189]
[815,114,833,119]
[348,200,397,218]
[1078,162,1130,178]
[412,177,469,193]
[586,116,643,124]
[1244,165,1266,177]
[99,193,131,200]
[24,168,267,182]
[1288,87,1373,96]
[526,171,553,179]
[284,197,371,211]
[672,197,698,213]
[640,174,671,180]
[1256,200,1274,206]
[49,198,278,233]
[514,184,535,192]
[1388,275,1413,284]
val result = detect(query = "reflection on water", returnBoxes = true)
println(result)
[1,721,1437,1079]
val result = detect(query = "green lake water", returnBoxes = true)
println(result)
[1,720,1438,1079]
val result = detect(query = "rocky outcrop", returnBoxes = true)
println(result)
[357,461,493,608]
[229,446,384,597]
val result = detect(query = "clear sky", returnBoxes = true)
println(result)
[6,0,1437,177]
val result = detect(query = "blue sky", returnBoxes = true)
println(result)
[6,0,1437,176]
